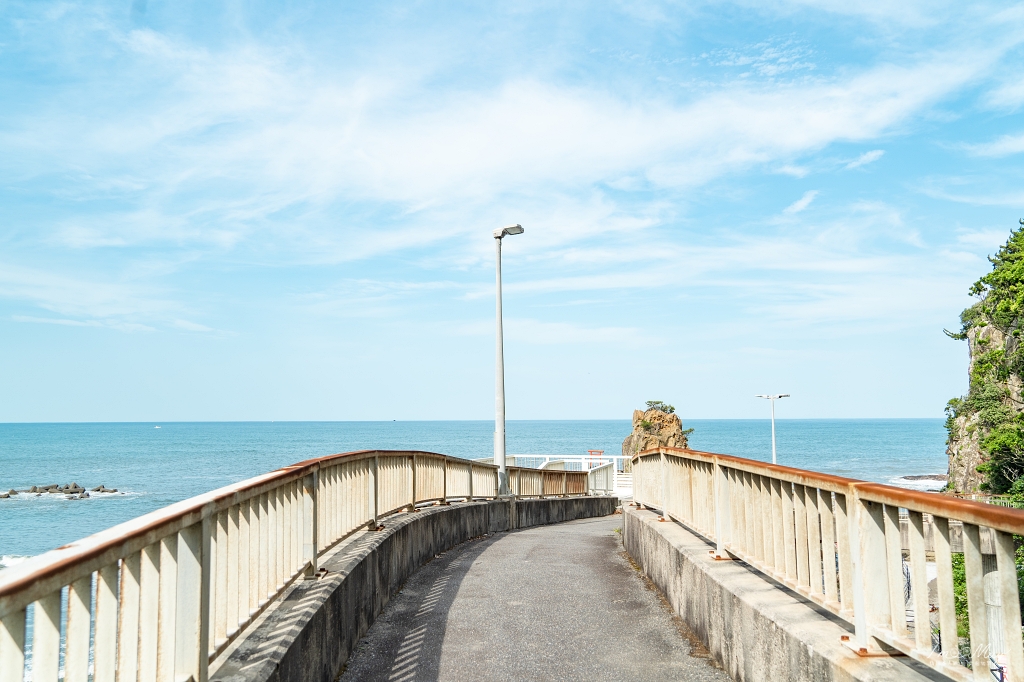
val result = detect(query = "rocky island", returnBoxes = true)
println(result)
[621,400,694,459]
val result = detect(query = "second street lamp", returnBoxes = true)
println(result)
[494,224,524,495]
[755,393,790,465]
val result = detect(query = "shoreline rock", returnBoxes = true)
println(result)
[1,483,119,499]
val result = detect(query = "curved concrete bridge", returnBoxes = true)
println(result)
[338,516,727,682]
[5,447,1018,682]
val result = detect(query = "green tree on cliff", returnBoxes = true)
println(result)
[947,219,1024,492]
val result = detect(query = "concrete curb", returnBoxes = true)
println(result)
[623,506,946,682]
[211,496,618,682]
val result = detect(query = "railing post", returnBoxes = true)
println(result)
[712,457,729,559]
[659,451,668,521]
[442,456,449,504]
[0,609,26,682]
[409,454,418,511]
[469,463,474,501]
[369,455,378,527]
[174,523,205,682]
[846,485,889,654]
[303,469,319,578]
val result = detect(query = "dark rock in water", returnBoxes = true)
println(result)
[902,474,949,481]
[35,493,41,497]
[91,485,103,492]
[70,482,79,489]
[0,493,8,499]
[49,489,63,494]
[8,489,17,495]
[28,486,37,493]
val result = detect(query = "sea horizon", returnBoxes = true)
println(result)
[1,418,946,563]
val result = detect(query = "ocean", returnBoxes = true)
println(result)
[0,419,947,565]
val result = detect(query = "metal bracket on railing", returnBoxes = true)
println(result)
[839,635,902,658]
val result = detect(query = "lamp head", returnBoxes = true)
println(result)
[493,224,525,239]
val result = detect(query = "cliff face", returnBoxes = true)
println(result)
[621,408,691,458]
[947,326,997,493]
[947,317,1024,493]
[944,221,1024,494]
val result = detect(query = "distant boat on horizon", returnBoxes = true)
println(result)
[154,426,161,429]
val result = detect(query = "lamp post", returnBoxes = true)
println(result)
[494,224,524,495]
[755,394,790,464]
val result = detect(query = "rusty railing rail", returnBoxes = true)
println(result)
[0,450,590,682]
[632,446,1024,682]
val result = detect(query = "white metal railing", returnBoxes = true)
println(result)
[632,446,1024,682]
[0,450,593,682]
[478,454,632,496]
[587,462,615,495]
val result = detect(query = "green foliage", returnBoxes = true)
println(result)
[946,219,1024,492]
[949,537,1024,643]
[645,400,675,414]
[639,420,653,431]
[950,553,970,638]
[1009,477,1024,506]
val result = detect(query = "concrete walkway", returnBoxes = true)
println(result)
[339,515,730,682]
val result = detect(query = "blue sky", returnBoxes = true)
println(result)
[2,1,1023,421]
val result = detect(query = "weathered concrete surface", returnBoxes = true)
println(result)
[341,515,729,682]
[210,496,617,682]
[623,506,947,682]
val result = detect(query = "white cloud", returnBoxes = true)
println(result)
[783,190,819,214]
[12,315,155,332]
[845,149,885,169]
[0,263,182,332]
[775,164,809,178]
[962,133,1024,157]
[457,317,646,346]
[956,229,1011,249]
[918,181,1024,207]
[985,79,1024,109]
[173,319,213,332]
[0,31,997,258]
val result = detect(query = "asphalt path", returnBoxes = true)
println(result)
[339,514,730,682]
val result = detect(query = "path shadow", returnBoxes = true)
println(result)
[339,531,499,682]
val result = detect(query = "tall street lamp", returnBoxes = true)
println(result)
[494,224,524,495]
[755,394,790,465]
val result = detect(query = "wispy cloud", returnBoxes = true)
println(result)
[12,315,155,332]
[962,133,1024,157]
[0,23,999,260]
[845,149,885,169]
[0,0,1020,419]
[783,190,819,214]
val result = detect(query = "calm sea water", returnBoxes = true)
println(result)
[0,419,946,563]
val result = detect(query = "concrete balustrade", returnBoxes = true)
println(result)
[632,446,1024,682]
[0,450,596,682]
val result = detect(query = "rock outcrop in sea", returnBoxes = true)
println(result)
[621,405,693,459]
[0,483,118,499]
